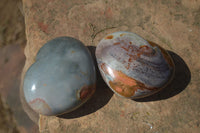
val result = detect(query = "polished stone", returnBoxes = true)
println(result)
[96,31,175,99]
[23,37,96,116]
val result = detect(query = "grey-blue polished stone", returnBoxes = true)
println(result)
[23,37,96,116]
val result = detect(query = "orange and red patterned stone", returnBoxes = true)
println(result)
[96,31,175,99]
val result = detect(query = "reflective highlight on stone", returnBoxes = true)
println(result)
[96,31,174,99]
[23,37,96,116]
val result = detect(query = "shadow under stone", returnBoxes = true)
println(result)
[135,51,191,102]
[59,46,191,117]
[58,46,113,119]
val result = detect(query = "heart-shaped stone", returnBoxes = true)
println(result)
[23,37,96,116]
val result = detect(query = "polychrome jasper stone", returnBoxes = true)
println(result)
[96,31,174,99]
[23,37,96,116]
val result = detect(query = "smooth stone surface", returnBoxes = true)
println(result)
[96,31,175,99]
[23,37,96,116]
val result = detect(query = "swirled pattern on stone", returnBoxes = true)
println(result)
[96,31,174,99]
[23,37,96,116]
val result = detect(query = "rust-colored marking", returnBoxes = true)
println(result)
[43,84,47,86]
[100,63,110,75]
[137,53,141,57]
[105,35,113,39]
[139,45,149,50]
[115,86,123,93]
[100,63,157,97]
[120,42,155,67]
[78,85,95,100]
[113,70,137,86]
[128,58,132,62]
[128,58,132,63]
[71,51,75,53]
[80,88,90,100]
[113,42,120,45]
[120,33,126,37]
[109,81,136,97]
[121,46,129,51]
[120,44,141,69]
[139,45,154,56]
[148,41,174,68]
[29,98,51,114]
[129,42,132,44]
